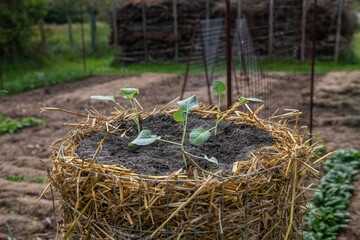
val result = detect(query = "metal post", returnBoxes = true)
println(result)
[173,0,179,60]
[334,0,344,62]
[301,0,307,62]
[269,0,274,56]
[309,0,317,143]
[141,0,148,62]
[225,0,232,107]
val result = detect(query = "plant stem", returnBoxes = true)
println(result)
[130,99,140,134]
[181,112,188,149]
[215,95,221,136]
[185,151,206,161]
[157,138,182,146]
[180,112,189,167]
[112,100,126,111]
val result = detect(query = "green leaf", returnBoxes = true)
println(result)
[189,128,211,146]
[91,95,116,102]
[129,130,160,146]
[173,108,186,122]
[238,97,264,104]
[177,95,199,114]
[204,155,219,166]
[212,80,226,97]
[120,88,140,99]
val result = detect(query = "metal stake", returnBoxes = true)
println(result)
[309,0,317,143]
[225,0,232,108]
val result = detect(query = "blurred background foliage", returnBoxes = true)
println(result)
[0,0,359,94]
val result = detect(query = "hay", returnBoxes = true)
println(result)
[45,103,318,239]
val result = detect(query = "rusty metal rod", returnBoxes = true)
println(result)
[225,0,232,108]
[309,0,317,143]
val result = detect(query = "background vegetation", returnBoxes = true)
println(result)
[0,1,359,94]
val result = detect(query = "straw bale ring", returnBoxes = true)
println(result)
[45,104,319,239]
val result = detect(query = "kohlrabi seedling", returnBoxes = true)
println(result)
[212,80,226,135]
[238,97,264,104]
[130,95,218,168]
[90,95,126,111]
[120,88,141,134]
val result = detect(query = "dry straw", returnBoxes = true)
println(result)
[44,102,319,239]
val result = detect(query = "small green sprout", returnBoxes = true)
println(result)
[120,88,141,134]
[129,129,160,146]
[212,80,226,135]
[238,97,263,104]
[130,95,218,168]
[91,88,141,134]
[90,95,125,110]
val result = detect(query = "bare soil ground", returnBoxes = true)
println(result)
[0,72,359,239]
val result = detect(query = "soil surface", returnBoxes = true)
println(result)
[0,71,359,239]
[76,114,274,176]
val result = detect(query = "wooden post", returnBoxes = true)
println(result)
[269,0,274,56]
[301,0,307,62]
[237,0,242,19]
[206,0,210,23]
[0,61,3,92]
[65,7,74,48]
[112,0,118,48]
[141,0,148,62]
[88,5,97,54]
[173,0,178,60]
[334,0,344,62]
[38,18,46,47]
[80,8,87,72]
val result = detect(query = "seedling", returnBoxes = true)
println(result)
[130,95,218,168]
[238,97,263,104]
[91,88,141,134]
[120,88,141,134]
[212,80,226,135]
[90,95,125,110]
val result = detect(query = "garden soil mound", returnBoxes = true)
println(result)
[76,114,274,175]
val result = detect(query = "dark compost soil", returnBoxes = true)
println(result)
[76,114,274,176]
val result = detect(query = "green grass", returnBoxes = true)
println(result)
[7,175,48,184]
[1,22,360,94]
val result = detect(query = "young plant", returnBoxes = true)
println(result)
[238,97,264,104]
[120,88,141,134]
[91,88,141,134]
[130,95,218,168]
[212,80,226,135]
[90,95,126,111]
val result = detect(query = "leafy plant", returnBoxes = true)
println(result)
[238,97,264,104]
[120,88,141,134]
[212,80,226,135]
[0,115,46,135]
[130,95,218,168]
[303,149,360,240]
[91,88,141,134]
[90,95,125,110]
